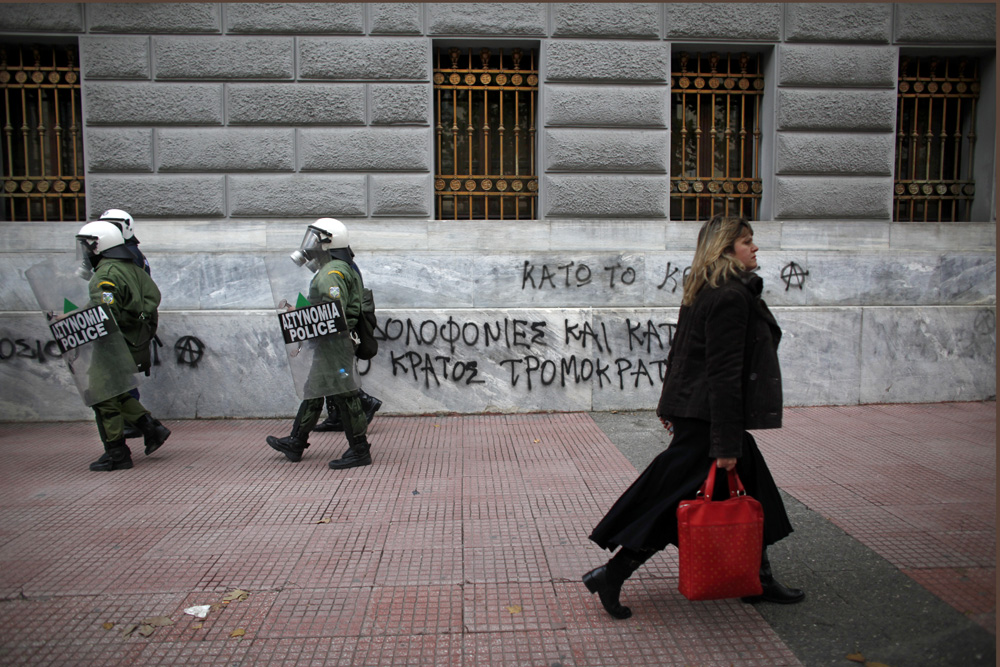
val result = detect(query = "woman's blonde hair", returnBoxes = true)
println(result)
[681,214,754,306]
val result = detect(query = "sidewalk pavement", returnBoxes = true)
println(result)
[0,402,994,666]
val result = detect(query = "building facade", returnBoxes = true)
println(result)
[0,2,995,421]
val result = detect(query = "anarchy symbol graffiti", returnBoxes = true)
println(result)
[780,262,809,291]
[174,336,205,366]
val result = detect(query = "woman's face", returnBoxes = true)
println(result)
[731,233,758,270]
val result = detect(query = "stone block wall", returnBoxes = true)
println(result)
[0,3,994,421]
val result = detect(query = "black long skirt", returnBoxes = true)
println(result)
[589,416,793,553]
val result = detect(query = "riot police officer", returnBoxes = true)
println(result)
[75,221,170,471]
[266,218,373,469]
[98,208,155,440]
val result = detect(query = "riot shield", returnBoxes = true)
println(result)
[264,255,358,401]
[25,255,138,406]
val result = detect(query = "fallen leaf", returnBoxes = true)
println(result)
[847,654,865,664]
[316,517,331,524]
[137,624,155,637]
[102,622,115,631]
[505,605,522,614]
[142,616,174,627]
[192,623,203,629]
[121,624,138,638]
[533,439,540,443]
[230,628,246,638]
[222,589,249,602]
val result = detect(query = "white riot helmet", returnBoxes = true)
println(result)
[75,220,126,279]
[99,208,135,241]
[290,217,350,271]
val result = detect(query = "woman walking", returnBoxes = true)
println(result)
[583,214,805,619]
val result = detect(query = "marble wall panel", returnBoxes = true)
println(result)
[355,253,477,309]
[1,303,995,422]
[472,252,650,309]
[360,308,594,414]
[773,307,863,406]
[860,306,996,404]
[590,307,678,411]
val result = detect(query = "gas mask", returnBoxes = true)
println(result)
[75,235,99,280]
[290,226,330,273]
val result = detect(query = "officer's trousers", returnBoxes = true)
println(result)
[92,392,149,445]
[297,391,367,446]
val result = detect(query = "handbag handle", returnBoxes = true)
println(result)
[697,464,747,499]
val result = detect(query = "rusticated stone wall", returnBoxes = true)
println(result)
[0,3,994,420]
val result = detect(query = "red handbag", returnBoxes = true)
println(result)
[676,464,764,601]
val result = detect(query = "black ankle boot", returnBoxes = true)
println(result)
[582,549,652,619]
[313,396,344,432]
[90,440,133,471]
[267,434,308,462]
[359,390,382,424]
[136,414,171,456]
[328,438,371,469]
[741,548,805,604]
[582,565,632,619]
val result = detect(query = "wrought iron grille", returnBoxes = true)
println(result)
[0,43,85,222]
[894,55,980,222]
[671,51,763,221]
[434,46,538,220]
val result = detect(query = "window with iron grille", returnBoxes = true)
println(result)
[894,55,980,222]
[433,46,538,220]
[670,51,763,222]
[0,43,85,222]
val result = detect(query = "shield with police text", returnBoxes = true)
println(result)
[26,256,138,406]
[264,255,358,400]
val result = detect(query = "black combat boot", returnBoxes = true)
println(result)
[359,390,383,424]
[582,548,652,619]
[123,423,143,439]
[328,437,371,469]
[136,414,171,455]
[741,547,805,604]
[312,396,343,432]
[89,439,133,471]
[267,412,310,462]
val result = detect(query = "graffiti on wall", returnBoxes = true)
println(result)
[371,315,676,392]
[1,334,208,367]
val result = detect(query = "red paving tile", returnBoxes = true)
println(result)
[760,401,996,635]
[0,403,993,663]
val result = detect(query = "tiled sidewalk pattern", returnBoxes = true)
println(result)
[760,402,996,633]
[0,413,798,666]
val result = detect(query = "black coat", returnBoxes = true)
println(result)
[656,273,782,459]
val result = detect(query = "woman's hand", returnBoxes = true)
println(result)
[715,457,737,471]
[659,416,674,435]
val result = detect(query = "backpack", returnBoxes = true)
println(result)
[354,287,378,360]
